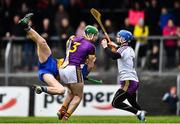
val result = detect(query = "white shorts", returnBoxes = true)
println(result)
[59,65,84,84]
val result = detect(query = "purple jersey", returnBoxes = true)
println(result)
[68,36,95,66]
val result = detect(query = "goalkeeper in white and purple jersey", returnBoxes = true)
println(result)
[101,30,146,122]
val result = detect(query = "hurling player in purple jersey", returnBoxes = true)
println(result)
[57,25,98,120]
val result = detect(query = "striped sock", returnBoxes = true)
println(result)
[41,86,48,93]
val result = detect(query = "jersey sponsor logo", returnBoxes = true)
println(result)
[41,91,114,110]
[83,91,114,110]
[35,86,132,116]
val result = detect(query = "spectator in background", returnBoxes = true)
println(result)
[118,0,130,9]
[159,7,174,30]
[56,0,70,7]
[93,23,99,29]
[76,21,86,36]
[69,0,84,8]
[20,2,29,15]
[36,0,56,20]
[159,0,174,8]
[1,0,14,68]
[55,4,69,35]
[146,0,160,36]
[103,19,115,71]
[68,0,84,27]
[47,0,57,21]
[92,22,101,56]
[163,19,177,69]
[122,18,135,48]
[0,15,3,63]
[162,86,179,115]
[23,19,37,71]
[104,19,115,38]
[128,2,145,26]
[2,0,14,37]
[59,18,74,55]
[145,0,161,49]
[176,26,180,69]
[122,17,134,33]
[92,22,101,62]
[11,15,25,70]
[173,1,180,26]
[18,3,37,71]
[40,18,53,47]
[0,17,3,38]
[11,15,25,36]
[148,44,159,70]
[134,18,149,69]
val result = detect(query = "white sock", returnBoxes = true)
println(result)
[136,110,141,115]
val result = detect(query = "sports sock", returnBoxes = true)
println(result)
[19,22,30,31]
[60,106,67,113]
[41,86,48,93]
[136,110,141,115]
[62,112,71,120]
[24,26,31,32]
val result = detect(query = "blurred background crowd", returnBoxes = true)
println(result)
[0,0,180,72]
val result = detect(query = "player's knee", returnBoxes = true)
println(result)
[38,38,47,46]
[111,99,117,108]
[111,97,121,108]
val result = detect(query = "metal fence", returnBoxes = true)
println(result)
[0,36,180,85]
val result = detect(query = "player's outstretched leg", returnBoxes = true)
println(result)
[19,13,52,63]
[111,89,146,122]
[19,13,65,95]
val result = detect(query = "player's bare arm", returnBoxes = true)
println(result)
[87,55,96,73]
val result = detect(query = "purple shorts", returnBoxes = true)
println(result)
[119,80,139,95]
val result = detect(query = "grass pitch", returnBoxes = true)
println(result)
[0,116,180,123]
